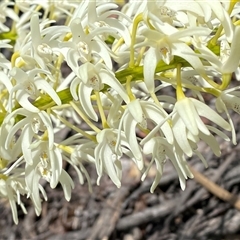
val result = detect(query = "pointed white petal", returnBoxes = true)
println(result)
[16,91,40,113]
[49,147,62,188]
[123,113,143,170]
[102,145,121,188]
[167,149,186,190]
[150,160,163,193]
[35,79,61,106]
[79,83,98,121]
[194,150,208,168]
[5,118,28,149]
[91,40,113,69]
[191,98,231,131]
[175,98,198,136]
[70,77,80,100]
[199,132,221,157]
[223,26,240,72]
[173,115,193,157]
[143,102,173,144]
[127,99,143,123]
[143,47,160,93]
[172,43,205,75]
[39,111,54,150]
[21,127,34,165]
[59,170,74,201]
[100,70,129,103]
[30,14,41,47]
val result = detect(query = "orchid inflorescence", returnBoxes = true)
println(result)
[0,0,240,224]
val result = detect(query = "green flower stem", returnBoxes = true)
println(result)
[126,75,135,101]
[0,31,17,46]
[176,64,185,101]
[70,101,101,134]
[129,13,143,68]
[95,90,109,129]
[0,43,225,128]
[219,73,233,91]
[51,110,96,142]
[201,73,222,89]
[57,144,74,154]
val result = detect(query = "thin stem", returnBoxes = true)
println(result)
[219,73,232,91]
[176,64,185,100]
[150,92,162,108]
[57,144,74,154]
[129,13,143,68]
[70,101,101,133]
[112,37,124,52]
[11,51,20,67]
[94,90,109,129]
[201,73,220,89]
[51,110,96,142]
[126,75,135,101]
[135,46,146,66]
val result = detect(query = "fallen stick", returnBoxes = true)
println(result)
[190,166,240,210]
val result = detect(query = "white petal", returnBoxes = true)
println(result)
[5,118,28,149]
[39,111,54,150]
[16,91,40,113]
[144,47,160,93]
[35,79,61,106]
[143,102,173,144]
[166,0,204,17]
[79,83,98,121]
[172,43,205,75]
[6,185,19,224]
[30,14,41,47]
[127,99,143,123]
[175,98,198,136]
[194,150,208,168]
[199,132,221,156]
[21,127,34,165]
[173,115,193,157]
[59,170,74,201]
[167,148,187,190]
[102,145,121,188]
[123,113,143,170]
[0,71,12,93]
[222,26,240,73]
[25,164,42,213]
[100,70,129,103]
[49,147,62,188]
[91,40,113,69]
[191,98,231,131]
[150,160,163,193]
[70,77,80,100]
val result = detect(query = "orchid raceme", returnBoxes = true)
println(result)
[0,0,240,224]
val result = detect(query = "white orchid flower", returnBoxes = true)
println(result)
[194,25,240,74]
[172,97,230,157]
[116,99,173,170]
[142,137,193,192]
[141,25,211,93]
[60,18,115,71]
[70,62,129,121]
[95,129,123,188]
[8,67,61,113]
[0,172,28,224]
[3,108,54,165]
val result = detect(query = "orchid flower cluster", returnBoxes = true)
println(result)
[0,0,240,224]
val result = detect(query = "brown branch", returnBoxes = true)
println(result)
[190,166,240,210]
